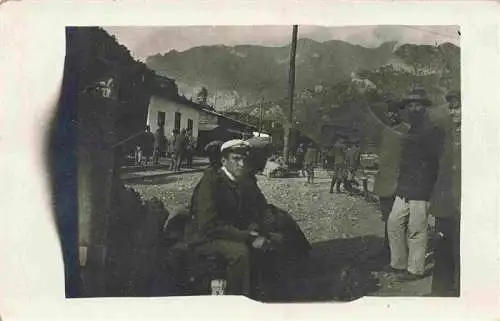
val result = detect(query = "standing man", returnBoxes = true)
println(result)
[141,125,155,166]
[186,129,196,169]
[295,143,306,177]
[303,142,317,184]
[344,141,358,195]
[153,125,166,165]
[173,129,187,172]
[430,90,461,296]
[386,88,443,281]
[373,100,409,263]
[170,129,179,170]
[329,138,347,193]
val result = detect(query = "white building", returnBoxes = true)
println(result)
[147,95,200,139]
[146,74,201,139]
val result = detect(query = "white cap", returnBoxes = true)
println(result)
[220,139,250,153]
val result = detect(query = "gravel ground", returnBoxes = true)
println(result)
[124,167,432,299]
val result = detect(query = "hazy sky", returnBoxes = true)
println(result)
[104,25,460,61]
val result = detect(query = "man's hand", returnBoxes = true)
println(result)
[267,232,284,245]
[251,236,267,249]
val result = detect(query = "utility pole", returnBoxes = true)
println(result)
[213,88,218,110]
[283,25,298,163]
[259,99,264,137]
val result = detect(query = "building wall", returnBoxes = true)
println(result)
[147,95,200,139]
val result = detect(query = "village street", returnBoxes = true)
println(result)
[122,162,434,301]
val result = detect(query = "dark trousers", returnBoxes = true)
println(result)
[432,217,460,297]
[305,164,314,183]
[379,195,396,259]
[173,152,183,171]
[194,240,251,296]
[153,147,161,164]
[186,151,194,168]
[330,176,351,193]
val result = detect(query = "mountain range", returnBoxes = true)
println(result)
[145,38,460,147]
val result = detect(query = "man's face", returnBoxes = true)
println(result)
[407,101,426,124]
[222,152,249,180]
[448,99,461,126]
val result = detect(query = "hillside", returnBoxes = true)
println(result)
[146,38,398,109]
[146,39,460,148]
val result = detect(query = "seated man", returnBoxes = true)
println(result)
[185,139,278,296]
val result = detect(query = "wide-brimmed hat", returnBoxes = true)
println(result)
[246,136,271,149]
[402,88,432,107]
[204,140,223,152]
[220,139,250,155]
[445,90,461,102]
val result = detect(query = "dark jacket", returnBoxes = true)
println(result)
[430,121,461,218]
[154,127,166,150]
[395,117,444,201]
[333,143,346,165]
[185,167,269,244]
[141,132,155,155]
[373,123,410,197]
[174,133,186,153]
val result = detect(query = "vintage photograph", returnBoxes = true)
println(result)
[57,25,461,301]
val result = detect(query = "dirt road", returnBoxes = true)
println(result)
[125,167,432,300]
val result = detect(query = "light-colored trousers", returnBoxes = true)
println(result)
[387,196,430,275]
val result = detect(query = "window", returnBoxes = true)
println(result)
[157,111,166,127]
[187,118,193,132]
[175,112,181,131]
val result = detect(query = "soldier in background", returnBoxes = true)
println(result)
[329,138,348,193]
[295,143,306,177]
[303,142,317,184]
[141,125,155,166]
[153,125,166,165]
[430,90,461,296]
[169,129,179,170]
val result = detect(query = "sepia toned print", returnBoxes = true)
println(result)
[51,25,460,301]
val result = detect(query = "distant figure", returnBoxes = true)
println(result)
[303,142,317,184]
[173,129,187,171]
[134,145,143,166]
[345,140,362,195]
[141,125,155,166]
[329,139,347,193]
[324,146,335,171]
[186,129,196,169]
[153,126,166,165]
[295,143,306,177]
[170,129,179,170]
